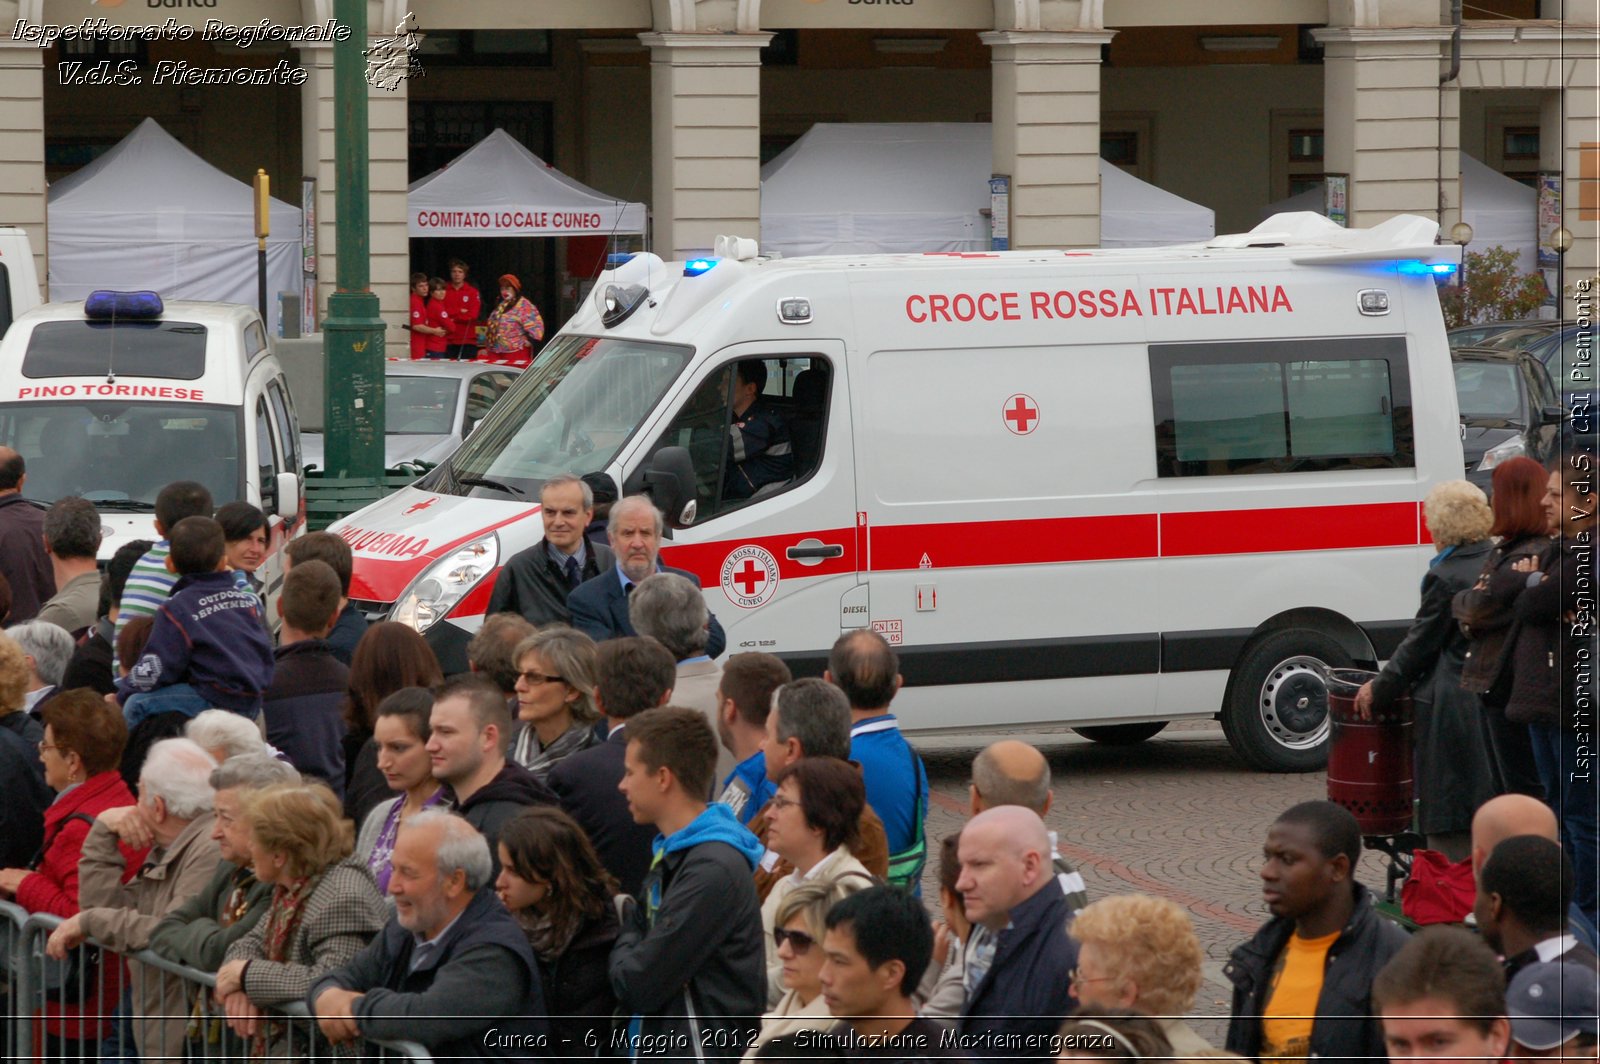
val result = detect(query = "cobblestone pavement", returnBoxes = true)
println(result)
[913,718,1396,1035]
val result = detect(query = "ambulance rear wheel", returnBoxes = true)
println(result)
[1223,628,1352,773]
[1072,722,1168,745]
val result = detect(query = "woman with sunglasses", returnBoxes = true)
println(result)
[509,626,601,783]
[759,757,872,1004]
[495,805,620,1056]
[744,877,865,1060]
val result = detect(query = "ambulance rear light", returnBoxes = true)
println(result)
[85,290,163,320]
[601,283,649,328]
[777,297,812,325]
[683,258,718,278]
[1357,290,1390,316]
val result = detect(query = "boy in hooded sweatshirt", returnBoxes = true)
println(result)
[611,706,766,1061]
[118,516,275,727]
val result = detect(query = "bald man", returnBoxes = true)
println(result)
[969,740,1088,911]
[0,447,54,621]
[1472,794,1597,947]
[955,806,1079,1057]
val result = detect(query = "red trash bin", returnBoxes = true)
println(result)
[1324,668,1414,836]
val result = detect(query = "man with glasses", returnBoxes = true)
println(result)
[953,805,1077,1057]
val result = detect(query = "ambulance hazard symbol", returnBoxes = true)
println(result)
[721,545,780,609]
[1003,394,1039,435]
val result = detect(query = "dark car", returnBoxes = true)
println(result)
[1452,347,1563,492]
[1521,322,1598,446]
[1448,318,1562,350]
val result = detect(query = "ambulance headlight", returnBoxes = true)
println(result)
[392,534,499,633]
[1477,436,1526,472]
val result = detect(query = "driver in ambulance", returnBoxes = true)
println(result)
[724,359,793,501]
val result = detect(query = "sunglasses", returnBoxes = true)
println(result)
[772,927,815,953]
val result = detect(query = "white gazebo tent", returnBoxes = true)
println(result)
[758,122,1215,255]
[407,128,646,238]
[47,118,304,335]
[1260,154,1537,272]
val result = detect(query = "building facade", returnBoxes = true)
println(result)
[0,0,1594,336]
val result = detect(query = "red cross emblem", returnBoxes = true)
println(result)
[1003,394,1039,435]
[732,559,766,595]
[404,497,437,515]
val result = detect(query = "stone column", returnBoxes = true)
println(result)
[639,32,771,261]
[1315,27,1457,229]
[0,43,46,301]
[299,41,409,339]
[981,30,1114,250]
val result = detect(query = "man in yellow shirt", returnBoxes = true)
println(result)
[1225,801,1410,1064]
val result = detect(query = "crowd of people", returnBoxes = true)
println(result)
[405,259,546,366]
[0,446,1593,1062]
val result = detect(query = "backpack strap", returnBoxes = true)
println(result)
[30,812,99,870]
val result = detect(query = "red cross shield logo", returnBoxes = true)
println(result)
[720,545,780,609]
[1002,394,1039,435]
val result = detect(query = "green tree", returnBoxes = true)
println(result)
[1438,245,1549,328]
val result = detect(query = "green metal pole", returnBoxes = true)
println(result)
[321,0,385,481]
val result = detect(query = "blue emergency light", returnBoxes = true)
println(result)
[683,258,719,277]
[605,253,637,269]
[85,290,164,319]
[1395,261,1457,277]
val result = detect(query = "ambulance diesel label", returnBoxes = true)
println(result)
[904,284,1293,323]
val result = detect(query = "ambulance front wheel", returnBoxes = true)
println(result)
[1072,722,1168,746]
[1222,628,1353,773]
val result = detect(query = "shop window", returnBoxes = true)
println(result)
[1100,132,1139,168]
[1502,127,1540,161]
[1288,129,1324,163]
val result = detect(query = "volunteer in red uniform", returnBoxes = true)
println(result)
[424,277,451,359]
[443,258,482,360]
[484,274,545,369]
[406,273,447,360]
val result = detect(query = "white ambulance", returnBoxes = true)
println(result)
[333,213,1464,771]
[0,227,43,338]
[0,291,306,623]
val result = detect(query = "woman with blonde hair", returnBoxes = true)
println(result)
[1356,479,1500,859]
[744,877,868,1060]
[509,625,600,782]
[1067,894,1236,1059]
[214,783,386,1057]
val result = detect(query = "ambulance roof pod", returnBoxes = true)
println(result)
[1213,212,1458,268]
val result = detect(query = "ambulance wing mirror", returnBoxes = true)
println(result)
[641,446,698,527]
[275,471,301,523]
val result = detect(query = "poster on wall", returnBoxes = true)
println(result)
[301,176,317,335]
[990,175,1010,251]
[1537,172,1561,269]
[1325,175,1349,228]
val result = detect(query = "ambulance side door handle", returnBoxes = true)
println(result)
[787,539,844,566]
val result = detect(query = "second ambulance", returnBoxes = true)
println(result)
[333,212,1465,771]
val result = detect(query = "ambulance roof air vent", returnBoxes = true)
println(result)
[713,235,759,261]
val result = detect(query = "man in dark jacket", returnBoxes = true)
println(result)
[568,495,727,658]
[611,707,765,1060]
[260,561,350,795]
[955,806,1077,1056]
[1225,800,1410,1064]
[486,474,618,626]
[427,675,555,875]
[723,359,793,501]
[549,637,676,898]
[1475,835,1599,980]
[284,532,368,666]
[0,719,49,868]
[310,810,549,1060]
[0,447,55,622]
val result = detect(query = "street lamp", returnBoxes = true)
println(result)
[1553,225,1573,322]
[1450,221,1473,296]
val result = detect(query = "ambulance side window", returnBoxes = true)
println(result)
[267,380,299,475]
[1150,337,1413,477]
[256,398,279,511]
[647,356,830,523]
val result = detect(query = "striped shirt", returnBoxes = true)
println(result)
[115,542,176,641]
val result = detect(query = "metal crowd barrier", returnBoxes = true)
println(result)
[3,902,431,1062]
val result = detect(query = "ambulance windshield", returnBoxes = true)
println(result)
[441,334,692,498]
[0,401,243,509]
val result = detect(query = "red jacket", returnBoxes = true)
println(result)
[444,282,481,346]
[425,297,451,355]
[15,770,146,1041]
[409,293,429,359]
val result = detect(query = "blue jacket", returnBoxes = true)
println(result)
[958,882,1079,1057]
[309,886,549,1060]
[611,804,765,1060]
[117,570,275,716]
[724,398,793,501]
[568,564,727,658]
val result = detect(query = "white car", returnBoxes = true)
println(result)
[301,359,522,471]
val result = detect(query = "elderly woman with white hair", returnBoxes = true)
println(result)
[1355,479,1499,859]
[6,618,75,714]
[185,708,283,765]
